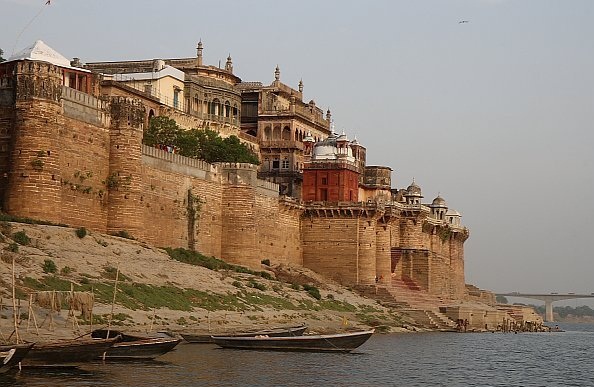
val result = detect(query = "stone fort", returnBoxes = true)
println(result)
[0,40,484,317]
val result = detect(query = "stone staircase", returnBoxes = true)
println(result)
[355,279,458,331]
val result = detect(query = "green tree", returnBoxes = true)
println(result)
[145,117,259,164]
[143,116,180,148]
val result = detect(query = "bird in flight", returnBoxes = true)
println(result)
[459,20,469,24]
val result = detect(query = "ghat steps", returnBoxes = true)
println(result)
[356,279,458,331]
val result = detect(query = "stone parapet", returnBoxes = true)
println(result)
[62,86,110,127]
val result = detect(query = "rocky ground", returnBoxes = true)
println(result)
[0,221,417,343]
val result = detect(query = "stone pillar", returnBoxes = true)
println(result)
[545,299,554,322]
[106,97,145,239]
[4,61,63,223]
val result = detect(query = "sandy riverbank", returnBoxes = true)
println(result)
[1,222,416,342]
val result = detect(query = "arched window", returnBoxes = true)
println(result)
[224,101,231,118]
[282,125,291,140]
[194,95,200,112]
[264,126,272,140]
[273,125,281,140]
[212,98,221,116]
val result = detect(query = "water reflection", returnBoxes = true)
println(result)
[3,324,594,387]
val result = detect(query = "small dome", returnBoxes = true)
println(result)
[446,209,461,217]
[312,131,355,160]
[406,180,422,196]
[431,195,447,207]
[303,132,314,142]
[337,131,348,142]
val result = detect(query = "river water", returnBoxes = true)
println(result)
[2,323,593,387]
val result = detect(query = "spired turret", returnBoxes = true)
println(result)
[430,195,448,221]
[404,179,423,205]
[106,97,145,239]
[4,61,64,222]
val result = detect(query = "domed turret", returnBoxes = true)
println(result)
[404,179,423,205]
[430,194,448,220]
[446,209,462,226]
[311,132,355,161]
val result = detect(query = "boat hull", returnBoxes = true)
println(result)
[90,329,180,360]
[0,343,35,373]
[182,324,307,343]
[211,330,374,353]
[102,338,181,360]
[20,338,118,366]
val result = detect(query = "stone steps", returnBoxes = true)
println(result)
[353,282,458,330]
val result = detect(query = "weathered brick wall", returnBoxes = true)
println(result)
[399,217,426,248]
[106,98,145,239]
[255,196,302,266]
[302,216,360,284]
[58,115,110,231]
[375,220,392,285]
[0,106,13,205]
[6,102,63,222]
[139,154,223,257]
[358,217,377,285]
[221,184,259,267]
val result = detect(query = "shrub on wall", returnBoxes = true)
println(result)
[12,231,31,246]
[303,284,321,300]
[42,259,57,274]
[75,227,87,238]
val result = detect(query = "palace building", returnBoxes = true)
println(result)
[0,40,490,324]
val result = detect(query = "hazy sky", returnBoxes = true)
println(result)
[2,0,593,296]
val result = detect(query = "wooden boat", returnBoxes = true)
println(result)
[19,337,119,367]
[211,329,374,353]
[0,343,35,373]
[181,324,308,343]
[90,329,181,360]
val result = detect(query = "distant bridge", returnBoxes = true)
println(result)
[497,293,594,322]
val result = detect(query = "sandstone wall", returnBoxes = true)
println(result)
[58,115,110,231]
[302,215,360,284]
[0,106,13,205]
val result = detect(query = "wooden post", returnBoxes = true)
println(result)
[49,291,55,331]
[148,308,156,333]
[27,294,40,336]
[106,265,120,338]
[0,297,5,342]
[12,257,20,343]
[90,286,94,334]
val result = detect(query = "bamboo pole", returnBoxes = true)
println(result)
[90,286,94,334]
[106,265,120,338]
[0,298,6,342]
[12,257,20,343]
[148,308,156,333]
[49,290,55,331]
[28,295,40,336]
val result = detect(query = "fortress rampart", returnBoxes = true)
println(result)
[0,61,468,297]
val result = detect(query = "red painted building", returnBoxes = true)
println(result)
[301,132,363,202]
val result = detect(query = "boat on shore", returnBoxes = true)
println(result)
[181,324,308,343]
[19,337,119,367]
[0,343,35,373]
[211,329,374,353]
[90,329,181,360]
